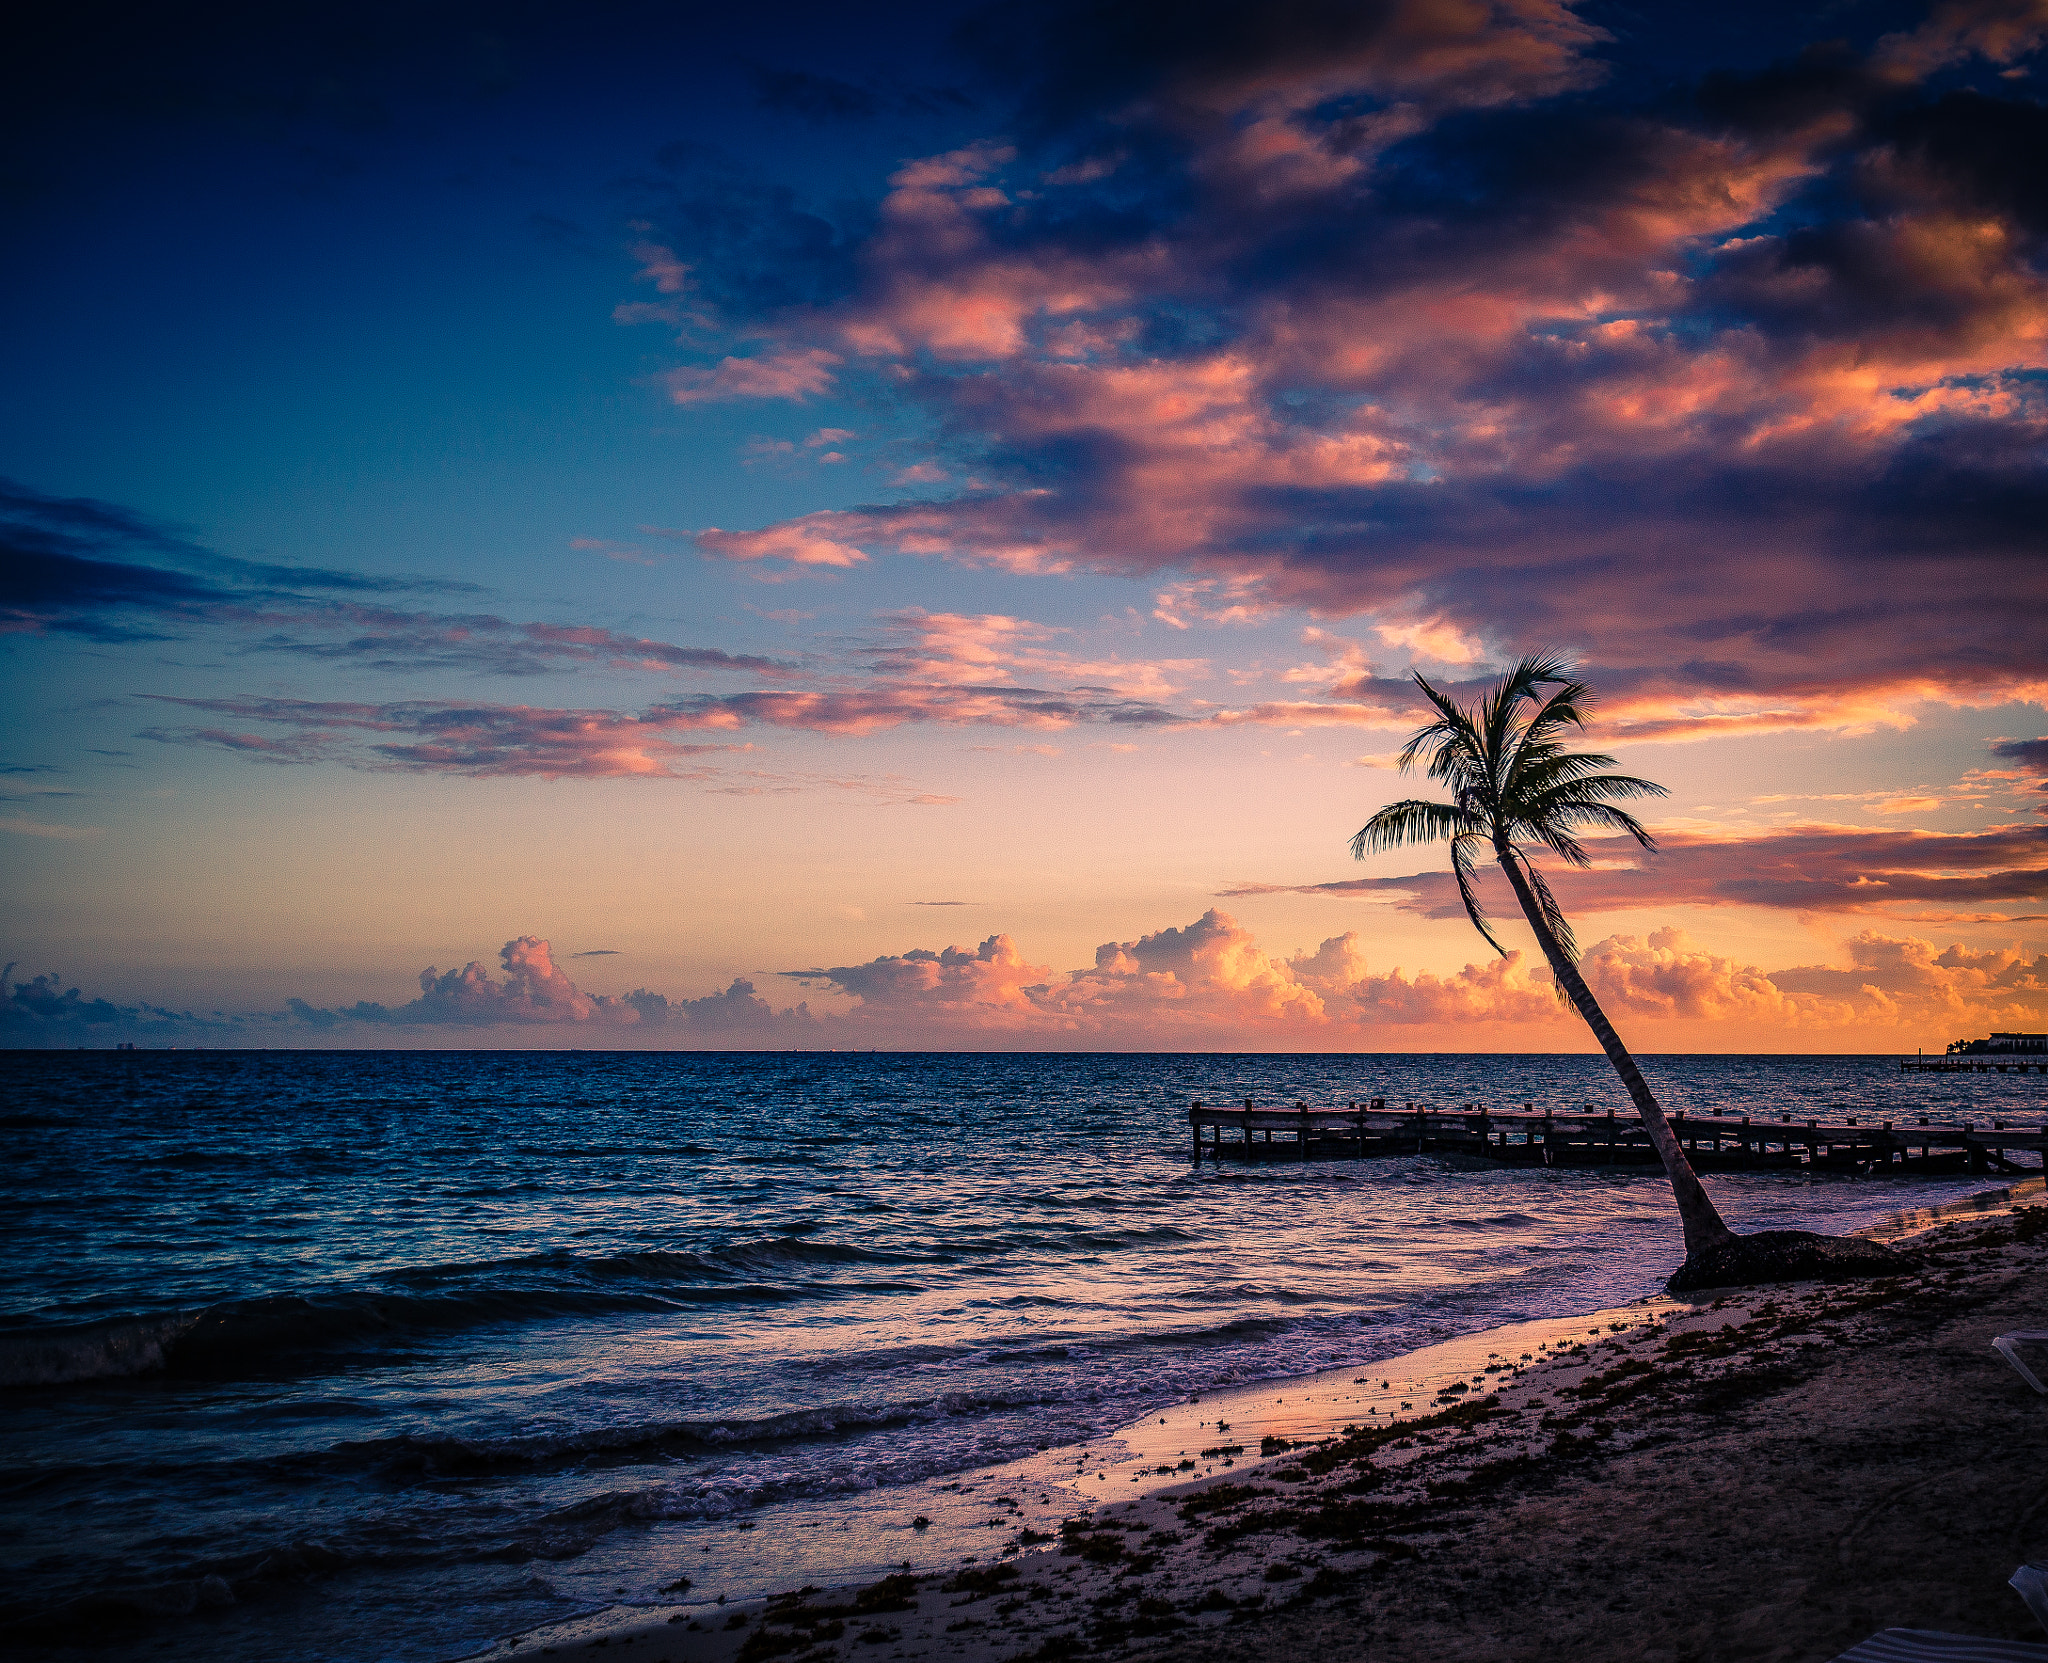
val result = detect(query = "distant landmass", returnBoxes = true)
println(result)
[1947,1031,2047,1055]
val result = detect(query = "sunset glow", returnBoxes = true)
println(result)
[6,0,2045,1051]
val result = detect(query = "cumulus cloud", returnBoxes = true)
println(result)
[631,0,2048,732]
[1,963,244,1044]
[790,910,1595,1036]
[775,906,2048,1041]
[287,936,813,1037]
[1584,926,2048,1036]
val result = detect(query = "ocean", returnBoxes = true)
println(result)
[1,1050,2041,1661]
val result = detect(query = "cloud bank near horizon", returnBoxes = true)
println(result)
[9,904,2044,1050]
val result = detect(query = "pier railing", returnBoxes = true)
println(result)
[1187,1099,2045,1174]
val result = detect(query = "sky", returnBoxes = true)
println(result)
[3,0,2045,1051]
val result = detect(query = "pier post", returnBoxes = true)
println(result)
[1740,1116,1750,1168]
[1298,1102,1310,1160]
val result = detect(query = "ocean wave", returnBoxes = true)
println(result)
[0,1237,956,1386]
[387,1235,940,1287]
[328,1387,1072,1477]
[0,1313,201,1387]
[1169,1281,1349,1306]
[0,1528,472,1644]
[0,1283,789,1388]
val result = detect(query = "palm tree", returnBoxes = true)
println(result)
[1351,655,1735,1258]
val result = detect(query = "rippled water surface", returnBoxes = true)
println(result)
[1,1050,2041,1659]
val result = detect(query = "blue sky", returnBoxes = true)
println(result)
[5,0,2044,1048]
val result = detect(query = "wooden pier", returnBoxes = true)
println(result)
[1189,1099,2046,1175]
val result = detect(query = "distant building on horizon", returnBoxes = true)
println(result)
[1947,1032,2047,1055]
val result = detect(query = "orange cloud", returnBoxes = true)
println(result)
[1588,926,2048,1034]
[21,912,2045,1048]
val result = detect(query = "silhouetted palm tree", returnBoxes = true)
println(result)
[1352,655,1734,1257]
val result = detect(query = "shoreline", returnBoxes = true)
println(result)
[475,1176,2048,1663]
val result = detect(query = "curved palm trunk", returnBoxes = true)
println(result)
[1494,847,1735,1257]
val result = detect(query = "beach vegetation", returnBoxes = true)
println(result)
[944,1562,1021,1596]
[1352,655,1736,1258]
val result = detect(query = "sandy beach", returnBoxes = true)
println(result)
[480,1195,2048,1663]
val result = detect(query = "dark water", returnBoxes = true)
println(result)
[0,1051,2040,1660]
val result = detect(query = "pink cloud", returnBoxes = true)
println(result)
[794,909,1560,1037]
[664,348,843,403]
[786,908,2048,1042]
[1873,0,2048,79]
[300,936,814,1035]
[141,696,751,780]
[695,514,870,567]
[1585,926,2048,1034]
[632,2,2048,726]
[412,936,603,1024]
[116,910,2048,1045]
[1221,822,2048,920]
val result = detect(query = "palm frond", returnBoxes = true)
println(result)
[1518,794,1661,850]
[1403,675,1488,794]
[1521,677,1592,746]
[1526,823,1593,867]
[1503,751,1619,798]
[1481,656,1568,788]
[1519,858,1580,993]
[1349,798,1482,860]
[1531,772,1668,801]
[1352,653,1667,976]
[1451,835,1507,958]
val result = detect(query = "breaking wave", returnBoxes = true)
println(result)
[0,1236,950,1387]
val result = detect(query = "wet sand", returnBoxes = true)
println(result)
[477,1196,2048,1663]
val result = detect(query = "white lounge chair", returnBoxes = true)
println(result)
[1828,1565,2048,1660]
[1994,1332,2048,1395]
[1826,1631,2048,1661]
[2015,1564,2048,1635]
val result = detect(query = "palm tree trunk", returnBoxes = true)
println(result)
[1493,848,1735,1257]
